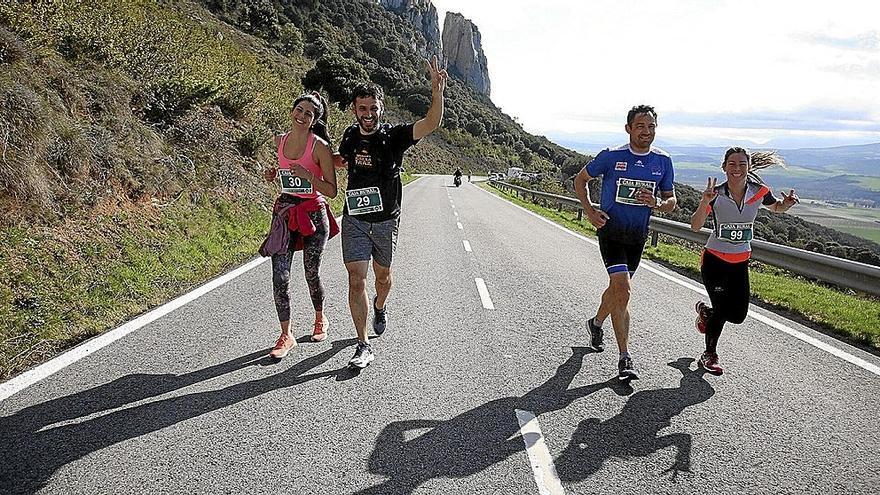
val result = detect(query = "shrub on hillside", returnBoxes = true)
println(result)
[404,93,430,116]
[243,0,281,39]
[464,120,486,138]
[277,23,303,57]
[140,80,219,127]
[0,27,27,64]
[0,82,50,205]
[303,52,369,104]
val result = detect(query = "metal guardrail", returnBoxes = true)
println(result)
[490,180,880,297]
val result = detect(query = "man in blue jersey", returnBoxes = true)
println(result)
[574,105,677,380]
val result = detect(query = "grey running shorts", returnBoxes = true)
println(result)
[342,215,400,267]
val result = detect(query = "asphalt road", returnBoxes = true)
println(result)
[1,175,878,494]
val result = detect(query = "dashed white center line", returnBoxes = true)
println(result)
[515,409,565,495]
[454,211,459,217]
[475,184,880,377]
[463,240,472,252]
[457,222,463,230]
[475,278,495,310]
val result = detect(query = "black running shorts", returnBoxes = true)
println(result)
[597,231,645,277]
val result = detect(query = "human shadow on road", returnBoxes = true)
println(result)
[356,346,632,495]
[2,349,268,434]
[553,358,715,482]
[0,339,356,494]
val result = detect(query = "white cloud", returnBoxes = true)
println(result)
[430,0,880,147]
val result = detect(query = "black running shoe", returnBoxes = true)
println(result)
[618,356,639,381]
[587,317,605,352]
[373,296,387,336]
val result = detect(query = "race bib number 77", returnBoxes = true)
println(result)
[615,178,656,206]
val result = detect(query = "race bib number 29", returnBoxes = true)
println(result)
[279,169,313,194]
[346,187,383,215]
[615,178,656,206]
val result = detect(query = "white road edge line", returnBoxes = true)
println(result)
[0,257,269,402]
[475,278,495,310]
[475,185,880,377]
[463,240,472,252]
[515,409,566,495]
[0,215,346,402]
[457,222,463,230]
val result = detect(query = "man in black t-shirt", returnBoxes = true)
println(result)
[336,56,447,369]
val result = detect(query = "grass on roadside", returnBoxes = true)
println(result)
[481,182,880,351]
[0,170,416,379]
[0,198,270,379]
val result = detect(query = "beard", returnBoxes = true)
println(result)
[358,115,379,133]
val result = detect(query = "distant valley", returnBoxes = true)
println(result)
[665,143,880,206]
[555,139,880,205]
[552,138,880,243]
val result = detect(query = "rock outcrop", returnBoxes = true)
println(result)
[442,12,490,96]
[379,0,442,60]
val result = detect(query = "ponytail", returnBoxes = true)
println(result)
[722,147,786,184]
[748,150,785,184]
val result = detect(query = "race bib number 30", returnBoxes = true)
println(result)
[615,178,656,206]
[346,187,383,215]
[279,169,313,194]
[718,222,753,243]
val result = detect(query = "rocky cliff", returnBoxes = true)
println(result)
[442,12,490,96]
[379,0,442,60]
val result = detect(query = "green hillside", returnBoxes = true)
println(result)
[0,0,590,378]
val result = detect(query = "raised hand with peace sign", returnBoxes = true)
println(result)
[701,177,718,204]
[690,176,719,232]
[413,54,448,140]
[428,54,448,94]
[780,188,799,211]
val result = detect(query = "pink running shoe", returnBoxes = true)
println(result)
[311,317,328,342]
[269,333,296,359]
[699,352,723,375]
[694,301,710,334]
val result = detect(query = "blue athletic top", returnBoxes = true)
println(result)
[585,144,675,243]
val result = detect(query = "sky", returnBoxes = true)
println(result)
[429,0,880,151]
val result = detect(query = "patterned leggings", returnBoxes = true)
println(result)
[271,207,329,321]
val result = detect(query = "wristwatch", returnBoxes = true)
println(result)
[652,197,662,210]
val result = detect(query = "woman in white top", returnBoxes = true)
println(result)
[689,148,798,375]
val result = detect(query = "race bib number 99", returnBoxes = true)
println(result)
[718,222,753,243]
[346,187,383,215]
[279,169,313,194]
[615,178,656,206]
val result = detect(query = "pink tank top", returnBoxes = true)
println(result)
[277,132,323,199]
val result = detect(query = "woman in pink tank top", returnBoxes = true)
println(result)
[262,92,339,359]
